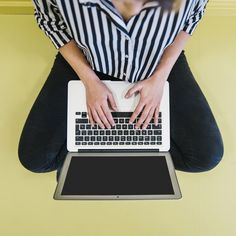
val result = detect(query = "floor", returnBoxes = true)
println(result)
[0,11,236,236]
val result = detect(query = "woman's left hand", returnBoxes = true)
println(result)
[125,75,167,129]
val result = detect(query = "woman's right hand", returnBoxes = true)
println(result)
[84,78,118,129]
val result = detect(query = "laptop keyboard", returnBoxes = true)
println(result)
[74,112,162,146]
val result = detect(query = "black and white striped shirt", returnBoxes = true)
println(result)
[32,0,208,82]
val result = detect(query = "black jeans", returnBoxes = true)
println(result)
[18,51,224,180]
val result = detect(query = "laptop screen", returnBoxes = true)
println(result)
[61,156,174,196]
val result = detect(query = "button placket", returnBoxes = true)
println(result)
[124,38,133,80]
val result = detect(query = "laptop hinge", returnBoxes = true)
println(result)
[77,149,160,153]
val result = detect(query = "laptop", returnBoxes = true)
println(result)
[53,80,182,200]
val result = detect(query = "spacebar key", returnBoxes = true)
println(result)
[111,112,133,117]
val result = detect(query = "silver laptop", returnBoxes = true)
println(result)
[53,80,182,200]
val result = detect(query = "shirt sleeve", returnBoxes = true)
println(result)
[32,0,73,49]
[182,0,209,36]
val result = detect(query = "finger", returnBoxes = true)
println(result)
[107,93,118,111]
[142,107,155,129]
[96,105,112,129]
[91,108,105,129]
[135,105,152,129]
[125,83,141,98]
[154,107,160,126]
[87,106,95,127]
[101,102,115,127]
[129,101,145,124]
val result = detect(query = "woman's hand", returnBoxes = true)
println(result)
[125,75,167,129]
[84,78,118,129]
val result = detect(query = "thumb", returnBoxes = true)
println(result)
[125,83,141,98]
[107,93,118,111]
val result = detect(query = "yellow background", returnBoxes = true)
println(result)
[0,2,236,236]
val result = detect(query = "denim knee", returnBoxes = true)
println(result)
[18,142,57,173]
[185,136,224,172]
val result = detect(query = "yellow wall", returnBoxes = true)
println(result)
[0,4,236,236]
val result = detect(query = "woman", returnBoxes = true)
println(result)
[18,0,224,180]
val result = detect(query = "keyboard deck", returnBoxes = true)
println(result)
[74,112,162,146]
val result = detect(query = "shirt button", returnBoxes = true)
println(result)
[125,55,129,58]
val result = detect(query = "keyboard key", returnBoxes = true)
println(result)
[75,112,81,115]
[148,130,152,135]
[85,136,89,141]
[91,137,95,141]
[119,118,124,123]
[113,142,118,145]
[116,124,121,129]
[97,136,101,141]
[109,136,113,141]
[94,130,98,135]
[112,130,116,135]
[128,124,133,129]
[111,112,133,117]
[121,136,126,141]
[144,142,149,145]
[127,136,132,141]
[88,142,93,145]
[75,142,81,145]
[86,125,91,129]
[157,136,162,141]
[106,130,111,135]
[145,136,150,141]
[118,130,122,135]
[82,112,87,118]
[142,130,147,135]
[107,142,112,145]
[94,142,99,145]
[88,130,92,135]
[130,130,135,135]
[92,124,98,129]
[122,124,127,129]
[124,130,128,135]
[125,118,129,123]
[75,130,80,135]
[138,142,143,145]
[80,124,85,129]
[125,142,131,145]
[76,119,88,123]
[103,136,107,141]
[154,130,162,135]
[132,142,137,145]
[119,142,125,145]
[115,136,120,141]
[82,142,87,145]
[82,130,86,135]
[75,136,83,141]
[138,136,144,141]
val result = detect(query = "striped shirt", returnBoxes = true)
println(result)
[32,0,209,82]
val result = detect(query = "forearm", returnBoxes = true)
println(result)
[151,31,191,82]
[59,40,100,87]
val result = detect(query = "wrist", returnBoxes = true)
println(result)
[77,69,100,88]
[150,68,170,83]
